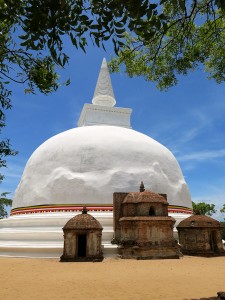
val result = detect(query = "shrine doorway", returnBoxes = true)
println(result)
[77,234,87,257]
[210,231,218,253]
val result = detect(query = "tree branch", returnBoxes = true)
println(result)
[0,70,29,84]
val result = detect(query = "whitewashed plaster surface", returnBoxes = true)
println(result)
[13,125,192,209]
[92,58,116,107]
[77,104,132,128]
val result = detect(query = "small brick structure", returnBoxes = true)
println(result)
[112,183,181,259]
[60,208,103,262]
[177,214,225,257]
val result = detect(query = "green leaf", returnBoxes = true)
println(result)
[149,4,158,9]
[114,21,124,28]
[178,0,186,12]
[95,37,100,47]
[115,27,126,35]
[65,78,70,86]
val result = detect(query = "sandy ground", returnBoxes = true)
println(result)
[0,256,224,300]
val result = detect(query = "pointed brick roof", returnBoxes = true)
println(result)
[63,213,102,230]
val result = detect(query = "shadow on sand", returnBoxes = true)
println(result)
[184,293,225,300]
[184,298,217,300]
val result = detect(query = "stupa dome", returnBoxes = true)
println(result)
[0,58,193,259]
[12,125,192,210]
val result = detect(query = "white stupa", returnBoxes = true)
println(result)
[0,58,192,258]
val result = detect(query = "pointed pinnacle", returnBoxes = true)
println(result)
[82,206,88,214]
[140,181,145,192]
[92,58,116,107]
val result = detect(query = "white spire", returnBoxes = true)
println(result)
[92,58,116,107]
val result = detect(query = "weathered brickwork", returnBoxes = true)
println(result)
[113,188,181,259]
[177,214,225,257]
[61,209,103,262]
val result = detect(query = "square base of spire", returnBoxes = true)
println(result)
[77,104,132,128]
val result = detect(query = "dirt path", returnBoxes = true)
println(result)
[0,256,224,300]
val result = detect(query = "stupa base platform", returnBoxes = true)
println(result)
[0,211,191,258]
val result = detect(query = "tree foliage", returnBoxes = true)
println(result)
[0,192,12,219]
[221,222,225,240]
[192,201,216,216]
[0,0,165,95]
[221,204,225,227]
[221,204,225,214]
[1,0,225,106]
[0,0,175,181]
[1,0,225,185]
[109,0,225,90]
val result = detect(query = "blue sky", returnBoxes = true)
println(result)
[1,42,225,220]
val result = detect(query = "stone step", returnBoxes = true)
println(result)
[0,241,117,258]
[0,227,114,241]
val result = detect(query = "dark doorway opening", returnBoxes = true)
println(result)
[210,231,218,253]
[78,234,87,257]
[149,207,155,216]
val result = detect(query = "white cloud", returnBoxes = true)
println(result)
[0,161,25,196]
[177,149,225,162]
[151,96,225,159]
[166,126,202,154]
[182,162,196,172]
[1,163,24,180]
